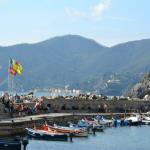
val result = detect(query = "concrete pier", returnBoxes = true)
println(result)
[0,112,144,137]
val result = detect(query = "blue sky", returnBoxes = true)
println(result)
[0,0,149,46]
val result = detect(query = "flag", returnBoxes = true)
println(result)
[8,66,17,76]
[8,58,23,76]
[13,61,23,75]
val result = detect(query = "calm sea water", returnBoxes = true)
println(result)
[27,126,150,150]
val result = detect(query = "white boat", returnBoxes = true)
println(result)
[142,115,150,125]
[142,120,150,125]
[95,116,113,127]
[125,113,142,126]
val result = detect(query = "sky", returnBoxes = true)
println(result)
[0,0,149,47]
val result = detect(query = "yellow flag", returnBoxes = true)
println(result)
[13,62,23,75]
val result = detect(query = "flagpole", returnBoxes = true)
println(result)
[8,58,13,94]
[8,68,13,94]
[11,74,14,94]
[8,59,10,93]
[8,71,9,92]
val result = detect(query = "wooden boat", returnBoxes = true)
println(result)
[49,125,81,133]
[48,125,88,137]
[26,128,68,141]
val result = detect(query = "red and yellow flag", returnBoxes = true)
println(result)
[8,58,23,76]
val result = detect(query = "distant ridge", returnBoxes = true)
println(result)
[0,34,150,94]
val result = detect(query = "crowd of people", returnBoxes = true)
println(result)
[0,92,51,118]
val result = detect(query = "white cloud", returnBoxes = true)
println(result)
[65,0,111,21]
[92,0,111,18]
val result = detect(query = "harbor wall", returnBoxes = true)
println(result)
[0,98,150,114]
[0,113,135,137]
[42,98,150,113]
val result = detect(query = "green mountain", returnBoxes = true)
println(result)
[0,35,150,95]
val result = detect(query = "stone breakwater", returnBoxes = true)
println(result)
[38,97,150,113]
[0,97,150,115]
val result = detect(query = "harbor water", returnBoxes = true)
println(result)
[27,126,150,150]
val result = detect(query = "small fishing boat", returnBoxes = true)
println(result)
[125,113,142,126]
[142,119,150,125]
[48,125,88,137]
[77,120,91,128]
[95,116,113,127]
[84,117,106,131]
[26,128,68,141]
[142,115,150,125]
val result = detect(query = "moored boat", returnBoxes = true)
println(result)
[142,115,150,125]
[95,116,113,127]
[142,119,150,125]
[26,128,68,141]
[48,125,88,137]
[125,113,142,126]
